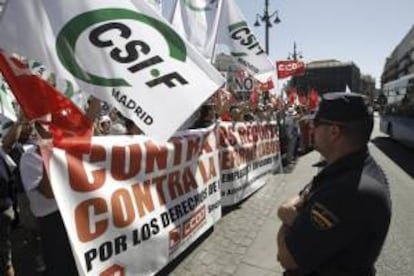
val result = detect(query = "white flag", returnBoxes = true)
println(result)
[171,0,222,60]
[218,0,275,82]
[0,0,224,142]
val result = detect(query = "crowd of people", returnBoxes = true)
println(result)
[1,90,392,276]
[0,111,78,276]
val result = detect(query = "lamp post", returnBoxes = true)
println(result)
[287,41,304,88]
[288,41,303,61]
[254,0,281,55]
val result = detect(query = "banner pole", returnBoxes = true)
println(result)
[168,0,179,22]
[210,0,224,65]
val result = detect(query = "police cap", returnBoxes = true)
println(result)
[313,92,372,122]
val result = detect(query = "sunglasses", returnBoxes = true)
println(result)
[313,119,346,128]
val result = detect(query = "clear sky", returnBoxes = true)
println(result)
[163,0,414,89]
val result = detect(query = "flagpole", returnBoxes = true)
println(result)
[210,0,224,65]
[169,0,179,22]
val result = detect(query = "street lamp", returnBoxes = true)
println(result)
[287,41,303,60]
[253,0,281,55]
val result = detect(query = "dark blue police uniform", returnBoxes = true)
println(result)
[285,147,391,276]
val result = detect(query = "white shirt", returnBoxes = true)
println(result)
[20,145,58,217]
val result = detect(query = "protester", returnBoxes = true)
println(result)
[284,106,300,165]
[190,104,216,129]
[108,108,127,135]
[0,149,15,276]
[125,118,144,135]
[97,115,112,135]
[229,105,243,121]
[1,115,35,225]
[276,92,391,275]
[1,115,46,273]
[19,123,78,276]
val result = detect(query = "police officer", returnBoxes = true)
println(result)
[276,92,391,276]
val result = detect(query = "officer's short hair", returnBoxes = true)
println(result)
[341,116,374,146]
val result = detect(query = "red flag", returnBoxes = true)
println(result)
[249,88,259,109]
[298,90,308,106]
[308,88,320,110]
[276,60,306,79]
[0,50,92,149]
[287,87,297,106]
[258,78,274,91]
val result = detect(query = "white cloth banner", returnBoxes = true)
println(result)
[171,0,222,60]
[0,0,224,142]
[46,127,221,275]
[217,0,275,82]
[218,121,281,206]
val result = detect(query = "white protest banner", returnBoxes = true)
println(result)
[218,121,281,206]
[171,0,222,60]
[0,0,224,142]
[46,127,221,275]
[217,0,275,82]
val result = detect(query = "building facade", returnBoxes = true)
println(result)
[381,25,414,85]
[290,59,361,95]
[360,74,376,102]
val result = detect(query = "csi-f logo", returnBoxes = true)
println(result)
[228,21,265,56]
[56,8,189,89]
[184,0,218,11]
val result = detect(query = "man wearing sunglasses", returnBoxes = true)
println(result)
[276,92,391,276]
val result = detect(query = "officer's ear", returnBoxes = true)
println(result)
[328,124,343,141]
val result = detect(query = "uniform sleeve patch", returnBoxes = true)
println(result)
[310,202,339,230]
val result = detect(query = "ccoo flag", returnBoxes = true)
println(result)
[217,0,275,82]
[0,0,224,142]
[171,0,222,60]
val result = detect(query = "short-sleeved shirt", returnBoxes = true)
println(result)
[286,147,391,275]
[20,145,58,217]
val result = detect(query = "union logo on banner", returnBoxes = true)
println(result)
[276,60,306,79]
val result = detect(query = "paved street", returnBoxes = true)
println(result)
[163,149,317,276]
[161,115,414,276]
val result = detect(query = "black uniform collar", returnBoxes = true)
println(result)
[314,146,369,181]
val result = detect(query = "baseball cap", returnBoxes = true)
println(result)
[312,92,372,122]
